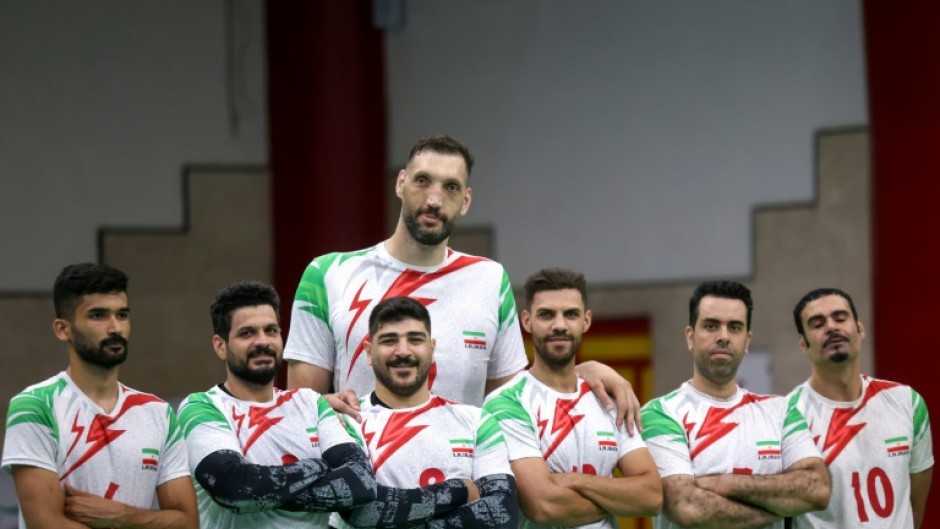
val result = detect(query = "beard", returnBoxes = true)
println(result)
[373,355,431,397]
[694,349,742,386]
[402,206,457,246]
[74,332,128,368]
[828,351,850,363]
[533,333,581,369]
[227,345,281,385]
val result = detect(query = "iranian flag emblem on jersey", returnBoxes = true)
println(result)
[450,439,474,458]
[307,427,319,447]
[756,440,781,460]
[141,448,159,471]
[885,436,910,457]
[597,431,618,451]
[463,331,487,350]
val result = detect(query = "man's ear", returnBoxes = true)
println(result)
[395,170,406,198]
[459,186,473,216]
[521,310,532,333]
[212,335,227,361]
[685,325,694,351]
[52,319,71,343]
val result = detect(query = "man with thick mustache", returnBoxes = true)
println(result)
[177,281,376,528]
[284,135,640,431]
[641,280,830,529]
[2,263,198,529]
[787,288,933,529]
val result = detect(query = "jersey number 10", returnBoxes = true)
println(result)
[851,467,894,522]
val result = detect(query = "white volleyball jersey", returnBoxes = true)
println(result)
[2,371,189,529]
[483,372,647,529]
[641,382,821,529]
[283,243,527,406]
[788,376,934,529]
[177,386,362,529]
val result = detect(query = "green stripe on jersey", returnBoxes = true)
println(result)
[912,389,930,439]
[6,377,68,440]
[782,393,810,438]
[483,377,533,432]
[178,392,229,437]
[475,411,506,452]
[463,331,486,338]
[884,436,908,445]
[640,396,685,444]
[294,252,345,328]
[142,448,160,456]
[497,270,518,332]
[165,405,183,446]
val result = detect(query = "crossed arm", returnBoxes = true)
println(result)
[342,473,518,529]
[13,465,198,529]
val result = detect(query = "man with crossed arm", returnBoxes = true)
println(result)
[484,268,662,529]
[641,280,830,529]
[177,281,375,528]
[337,296,518,529]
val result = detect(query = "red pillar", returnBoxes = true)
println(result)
[866,0,940,521]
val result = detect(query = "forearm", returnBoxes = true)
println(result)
[426,474,519,529]
[279,444,376,512]
[569,471,662,517]
[103,506,192,529]
[194,449,331,513]
[663,478,778,529]
[695,465,830,516]
[342,480,471,529]
[521,473,606,526]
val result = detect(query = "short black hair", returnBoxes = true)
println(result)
[792,287,859,338]
[210,280,280,339]
[523,267,588,309]
[689,280,753,329]
[53,263,129,319]
[368,297,431,338]
[408,135,474,175]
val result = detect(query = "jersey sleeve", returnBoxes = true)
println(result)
[1,389,59,474]
[486,268,528,380]
[283,254,339,370]
[177,392,243,470]
[615,411,647,461]
[910,388,934,473]
[313,393,365,452]
[472,408,514,479]
[482,382,541,461]
[640,399,692,478]
[156,404,191,485]
[781,393,823,468]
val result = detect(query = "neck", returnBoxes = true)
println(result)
[689,374,738,400]
[385,222,448,267]
[67,357,120,413]
[530,361,579,393]
[808,361,863,401]
[374,384,430,409]
[223,374,275,403]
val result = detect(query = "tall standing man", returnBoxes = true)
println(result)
[484,268,662,529]
[641,280,830,529]
[788,288,933,529]
[284,135,639,428]
[177,281,375,528]
[2,263,198,529]
[337,296,518,529]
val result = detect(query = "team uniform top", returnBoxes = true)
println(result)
[177,385,362,529]
[787,376,933,529]
[283,243,527,406]
[483,372,646,529]
[640,382,821,529]
[333,392,513,529]
[2,371,189,529]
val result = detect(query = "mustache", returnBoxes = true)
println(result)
[100,335,127,349]
[248,346,277,359]
[387,357,419,368]
[823,333,847,347]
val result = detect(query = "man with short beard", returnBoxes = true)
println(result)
[641,280,830,529]
[484,268,662,529]
[335,296,518,529]
[284,135,641,432]
[787,288,933,529]
[2,263,198,529]
[176,281,376,528]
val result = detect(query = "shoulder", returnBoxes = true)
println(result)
[120,384,169,406]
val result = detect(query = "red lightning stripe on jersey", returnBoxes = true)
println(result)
[819,378,898,466]
[60,393,162,481]
[66,413,85,458]
[242,389,297,455]
[369,397,447,473]
[542,382,591,459]
[686,393,772,461]
[346,281,372,349]
[536,408,548,440]
[345,255,486,380]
